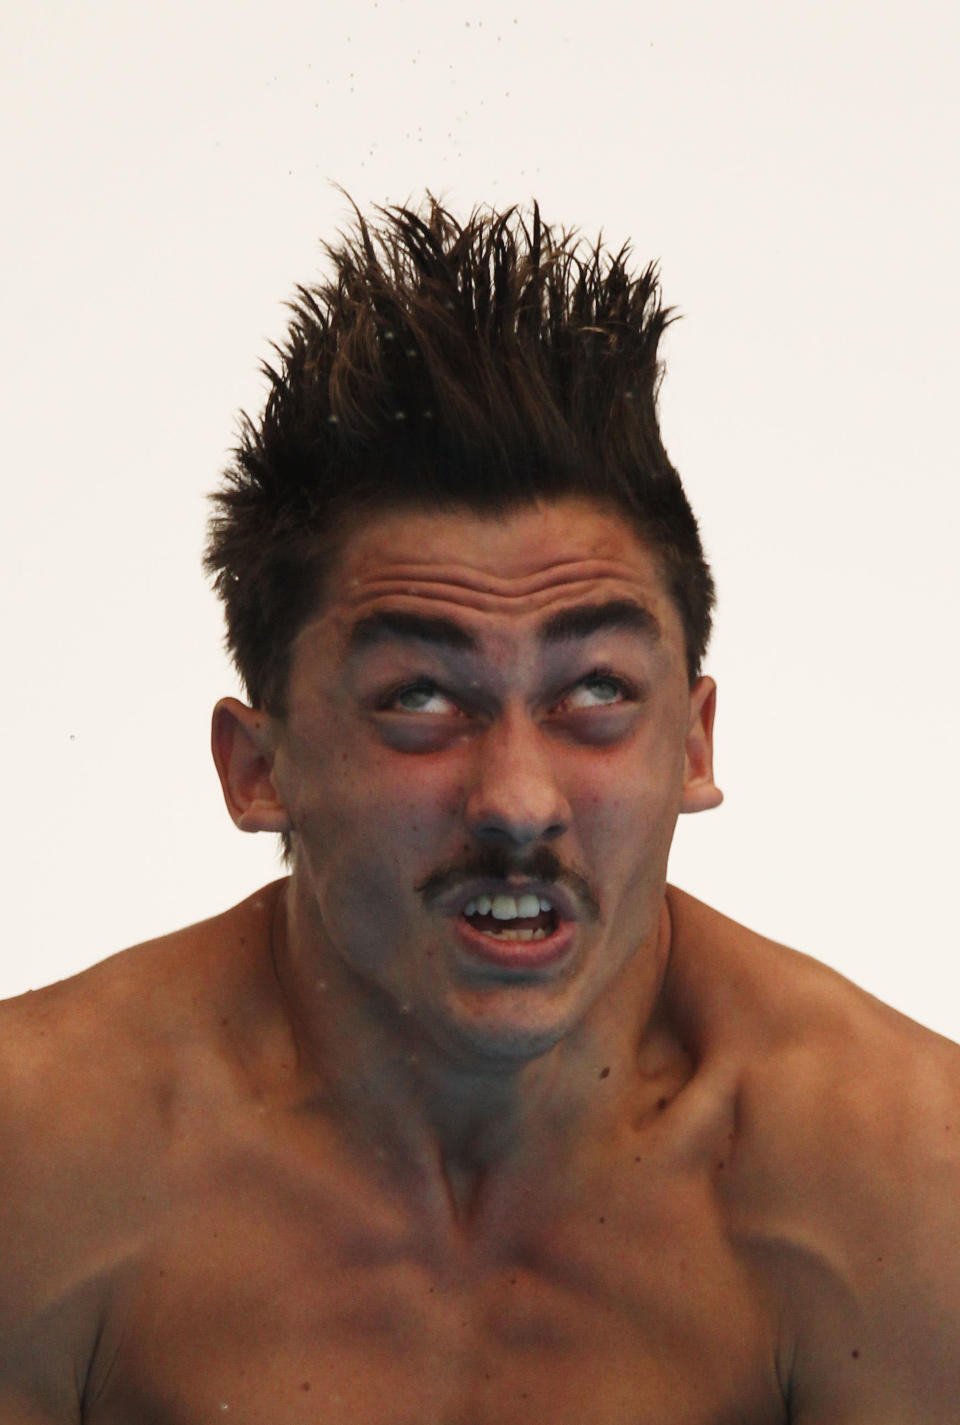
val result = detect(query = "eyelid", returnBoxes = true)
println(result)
[376,666,640,716]
[378,678,462,714]
[583,665,633,689]
[554,666,637,703]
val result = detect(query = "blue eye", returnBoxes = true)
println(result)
[572,679,623,707]
[391,683,458,714]
[557,673,630,712]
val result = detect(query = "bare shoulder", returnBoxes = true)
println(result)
[0,880,285,1418]
[666,885,960,1423]
[666,882,960,1084]
[0,878,286,1133]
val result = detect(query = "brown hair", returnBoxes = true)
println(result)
[205,196,714,713]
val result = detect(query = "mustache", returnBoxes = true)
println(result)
[416,844,601,921]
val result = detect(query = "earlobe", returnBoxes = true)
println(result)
[211,697,291,835]
[680,676,723,815]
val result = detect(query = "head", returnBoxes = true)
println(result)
[204,195,715,720]
[210,497,721,1065]
[206,198,721,1065]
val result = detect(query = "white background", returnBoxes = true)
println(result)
[2,0,957,1036]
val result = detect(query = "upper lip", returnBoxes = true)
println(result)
[437,878,581,922]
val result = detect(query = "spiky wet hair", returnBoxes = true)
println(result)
[205,195,714,713]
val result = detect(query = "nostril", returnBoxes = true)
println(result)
[473,822,519,844]
[474,821,559,848]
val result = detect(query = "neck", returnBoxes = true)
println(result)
[268,875,681,1222]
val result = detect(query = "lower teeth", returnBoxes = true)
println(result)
[479,927,546,942]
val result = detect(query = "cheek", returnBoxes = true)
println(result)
[299,765,466,973]
[288,734,463,874]
[569,737,685,861]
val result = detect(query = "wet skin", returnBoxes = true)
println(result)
[212,497,722,1184]
[3,499,960,1424]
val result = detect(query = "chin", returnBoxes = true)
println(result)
[425,987,587,1069]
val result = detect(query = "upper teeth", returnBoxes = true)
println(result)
[463,893,552,919]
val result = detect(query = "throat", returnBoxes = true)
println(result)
[439,1154,491,1228]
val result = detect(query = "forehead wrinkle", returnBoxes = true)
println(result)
[341,555,658,606]
[338,579,663,646]
[315,545,681,672]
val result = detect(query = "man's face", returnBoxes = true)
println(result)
[267,498,718,1065]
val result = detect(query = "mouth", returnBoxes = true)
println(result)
[445,883,577,971]
[460,892,558,942]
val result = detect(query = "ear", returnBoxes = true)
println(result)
[211,697,291,835]
[680,676,723,814]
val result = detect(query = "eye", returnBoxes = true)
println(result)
[555,671,631,712]
[387,681,460,715]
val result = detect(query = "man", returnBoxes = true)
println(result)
[2,198,958,1423]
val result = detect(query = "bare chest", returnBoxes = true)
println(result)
[88,1137,784,1425]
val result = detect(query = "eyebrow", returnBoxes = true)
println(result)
[348,610,477,654]
[346,599,661,657]
[539,599,661,646]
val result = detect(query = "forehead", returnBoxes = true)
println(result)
[305,498,684,657]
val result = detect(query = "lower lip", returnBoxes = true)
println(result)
[453,916,576,972]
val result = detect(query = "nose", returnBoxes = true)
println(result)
[463,708,570,850]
